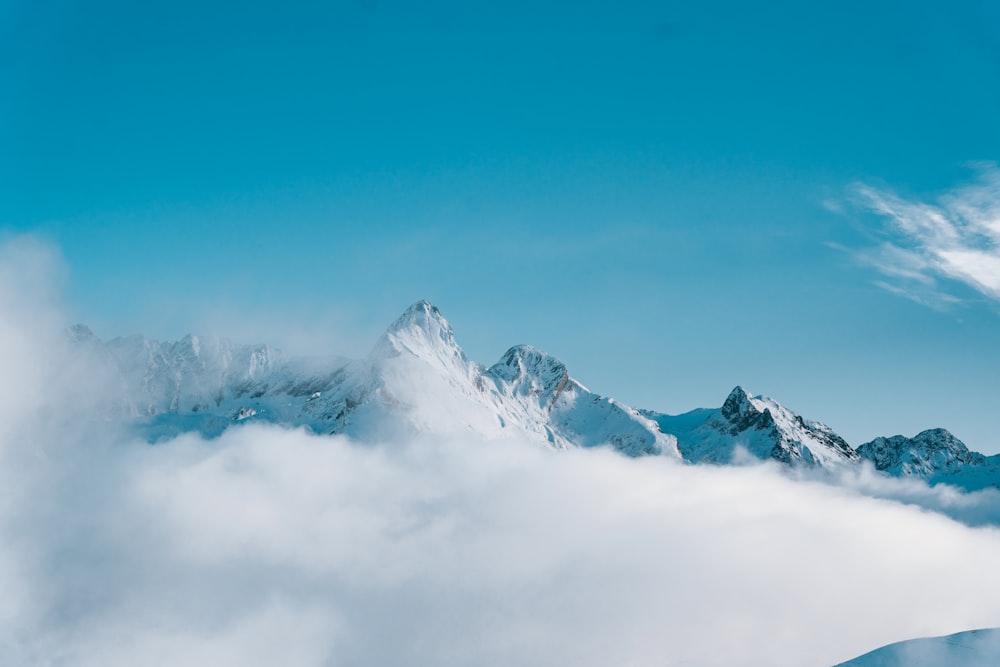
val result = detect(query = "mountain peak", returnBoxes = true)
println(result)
[721,385,758,420]
[380,300,456,343]
[728,385,749,399]
[487,344,568,390]
[701,384,859,466]
[67,323,97,343]
[857,428,983,478]
[386,300,444,331]
[371,300,468,366]
[913,428,963,448]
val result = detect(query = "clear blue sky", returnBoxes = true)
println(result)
[2,0,1000,451]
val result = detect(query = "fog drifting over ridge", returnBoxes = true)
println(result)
[3,237,1000,666]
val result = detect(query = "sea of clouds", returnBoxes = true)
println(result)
[2,236,1000,666]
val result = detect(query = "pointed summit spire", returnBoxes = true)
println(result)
[721,385,756,419]
[384,300,450,335]
[370,300,467,363]
[726,385,751,403]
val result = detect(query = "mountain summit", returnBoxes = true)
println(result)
[647,386,859,467]
[487,344,570,399]
[372,300,463,360]
[857,428,1000,490]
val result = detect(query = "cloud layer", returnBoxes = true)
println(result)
[2,237,1000,666]
[852,164,1000,307]
[10,425,1000,667]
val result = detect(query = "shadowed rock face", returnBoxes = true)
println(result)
[719,386,777,434]
[701,386,859,466]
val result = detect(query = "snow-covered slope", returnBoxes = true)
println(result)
[646,386,859,468]
[81,301,677,457]
[858,429,1000,491]
[296,300,505,440]
[483,344,675,455]
[833,628,1000,666]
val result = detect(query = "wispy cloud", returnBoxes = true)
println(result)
[850,164,1000,307]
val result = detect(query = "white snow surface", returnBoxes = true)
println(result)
[834,628,1000,666]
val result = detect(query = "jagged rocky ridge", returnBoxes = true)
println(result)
[71,301,998,488]
[857,429,1000,491]
[643,386,859,468]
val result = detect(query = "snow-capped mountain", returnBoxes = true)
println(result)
[857,429,1000,491]
[84,301,677,457]
[645,390,999,488]
[645,386,859,467]
[71,300,997,487]
[68,321,346,437]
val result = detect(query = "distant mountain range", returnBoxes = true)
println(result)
[69,300,1000,490]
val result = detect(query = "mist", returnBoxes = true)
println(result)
[2,238,1000,666]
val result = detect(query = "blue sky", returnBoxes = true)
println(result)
[2,0,1000,451]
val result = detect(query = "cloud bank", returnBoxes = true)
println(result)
[851,164,1000,307]
[2,237,1000,666]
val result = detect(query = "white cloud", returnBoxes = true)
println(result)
[13,428,1000,667]
[2,235,1000,666]
[851,164,1000,306]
